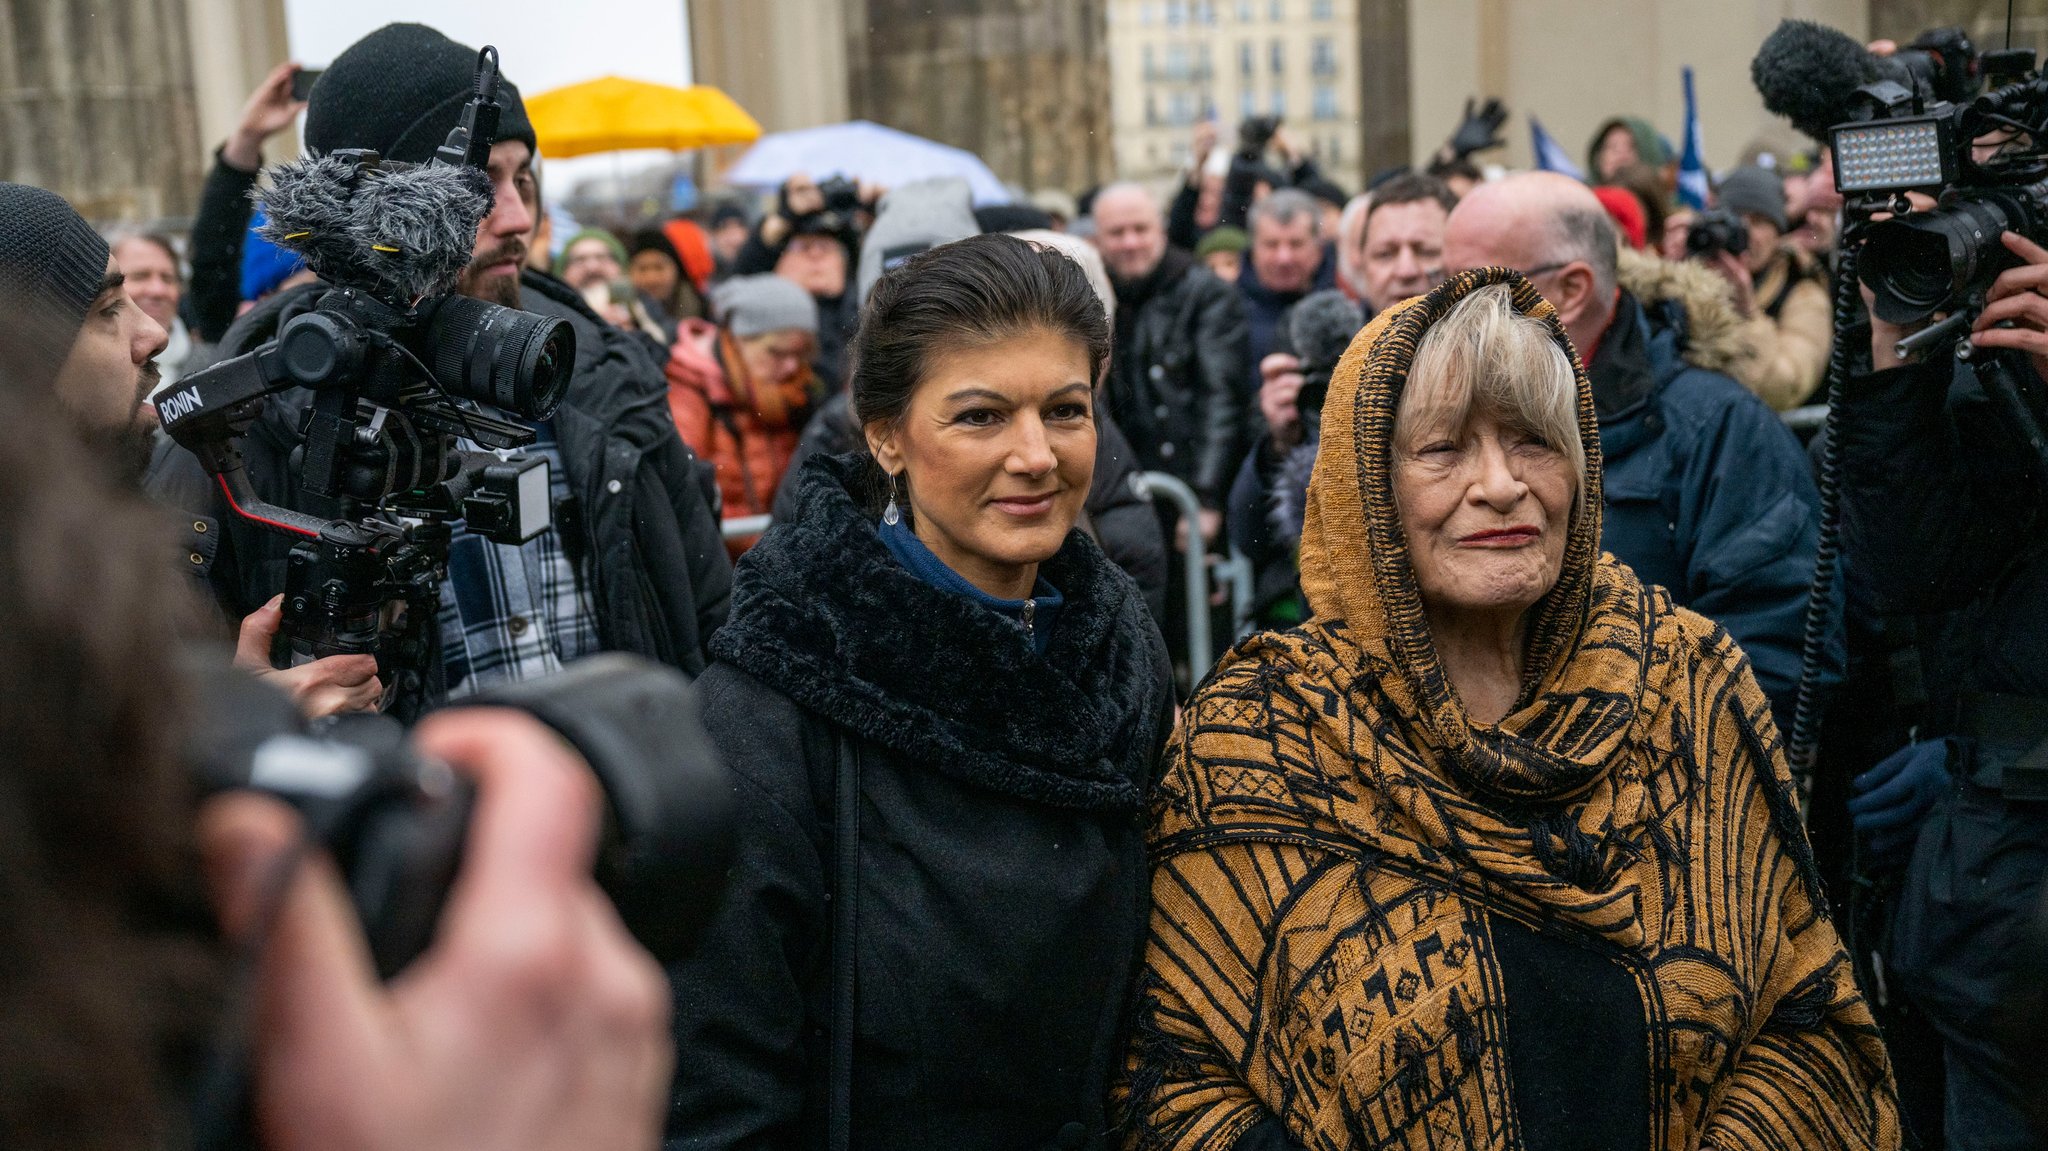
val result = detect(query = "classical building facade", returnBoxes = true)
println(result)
[1106,0,1366,189]
[0,0,284,224]
[690,0,1113,194]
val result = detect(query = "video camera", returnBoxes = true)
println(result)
[157,46,574,720]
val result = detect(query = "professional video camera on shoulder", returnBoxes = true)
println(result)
[156,46,573,718]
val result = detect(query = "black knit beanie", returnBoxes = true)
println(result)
[0,182,111,384]
[304,23,537,165]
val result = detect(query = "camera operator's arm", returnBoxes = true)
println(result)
[198,708,671,1151]
[1839,231,2048,612]
[189,63,306,343]
[233,596,383,719]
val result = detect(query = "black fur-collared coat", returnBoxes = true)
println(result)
[665,453,1175,1151]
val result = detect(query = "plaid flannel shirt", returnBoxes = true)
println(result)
[438,426,600,697]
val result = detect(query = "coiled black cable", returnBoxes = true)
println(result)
[1786,239,1861,804]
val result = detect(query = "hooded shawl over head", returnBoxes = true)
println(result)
[1120,268,1898,1151]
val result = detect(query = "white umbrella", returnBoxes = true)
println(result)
[724,120,1012,206]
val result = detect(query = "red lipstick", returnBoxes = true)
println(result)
[1460,525,1540,546]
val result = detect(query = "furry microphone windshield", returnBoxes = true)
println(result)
[256,156,495,304]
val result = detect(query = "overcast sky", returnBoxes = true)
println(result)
[283,0,697,188]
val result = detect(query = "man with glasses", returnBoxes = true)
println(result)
[1444,172,1823,731]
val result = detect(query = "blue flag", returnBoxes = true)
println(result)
[1677,66,1710,209]
[1529,116,1585,181]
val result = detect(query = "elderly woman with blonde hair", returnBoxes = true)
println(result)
[1118,268,1899,1150]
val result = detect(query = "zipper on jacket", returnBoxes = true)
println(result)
[1021,597,1035,642]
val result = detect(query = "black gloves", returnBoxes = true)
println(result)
[1446,97,1509,159]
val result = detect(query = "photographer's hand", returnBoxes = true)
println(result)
[1259,352,1306,451]
[223,62,307,173]
[1707,250,1758,319]
[198,708,672,1151]
[234,597,382,718]
[1970,231,2048,383]
[761,173,825,249]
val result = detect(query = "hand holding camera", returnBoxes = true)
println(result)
[234,595,383,718]
[198,705,673,1151]
[225,62,309,172]
[1259,353,1306,450]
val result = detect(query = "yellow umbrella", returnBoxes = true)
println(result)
[526,76,761,158]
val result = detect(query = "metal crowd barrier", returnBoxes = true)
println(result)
[1132,471,1215,676]
[720,514,772,541]
[1781,404,1829,436]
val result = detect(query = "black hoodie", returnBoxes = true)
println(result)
[665,452,1174,1151]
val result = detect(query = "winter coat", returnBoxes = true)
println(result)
[1599,249,1826,731]
[1734,245,1833,411]
[146,269,733,679]
[1237,254,1339,402]
[666,318,815,552]
[1121,267,1897,1151]
[665,452,1175,1151]
[1106,251,1251,505]
[769,393,1171,624]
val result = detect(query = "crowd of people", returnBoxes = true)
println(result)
[3,15,2047,1151]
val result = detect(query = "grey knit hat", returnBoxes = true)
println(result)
[856,178,981,305]
[0,182,110,385]
[712,274,818,338]
[1715,166,1787,233]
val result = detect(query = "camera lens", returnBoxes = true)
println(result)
[419,296,576,420]
[1861,197,2015,325]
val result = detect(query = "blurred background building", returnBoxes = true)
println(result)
[1106,0,1365,189]
[3,0,2045,227]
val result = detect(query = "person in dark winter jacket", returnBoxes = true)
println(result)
[1239,188,1339,405]
[1093,181,1251,543]
[666,233,1175,1151]
[145,24,732,704]
[1445,171,1825,730]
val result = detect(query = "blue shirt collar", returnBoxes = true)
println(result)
[877,516,1063,654]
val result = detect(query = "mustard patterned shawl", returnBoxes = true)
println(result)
[1118,268,1898,1151]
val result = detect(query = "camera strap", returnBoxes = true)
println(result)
[828,733,861,1151]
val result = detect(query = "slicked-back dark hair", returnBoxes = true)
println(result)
[1364,171,1457,230]
[851,232,1111,432]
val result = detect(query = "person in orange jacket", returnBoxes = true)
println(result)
[667,273,820,555]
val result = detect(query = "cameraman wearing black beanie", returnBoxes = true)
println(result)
[148,24,732,706]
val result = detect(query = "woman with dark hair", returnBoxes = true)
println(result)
[666,233,1176,1150]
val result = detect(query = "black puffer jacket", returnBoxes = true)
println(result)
[1106,250,1250,506]
[147,269,732,679]
[666,452,1174,1151]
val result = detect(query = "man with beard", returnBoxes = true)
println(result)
[148,24,732,707]
[0,181,381,717]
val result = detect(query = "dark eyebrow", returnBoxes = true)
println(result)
[92,270,125,306]
[942,382,1093,407]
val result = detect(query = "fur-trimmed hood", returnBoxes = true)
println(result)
[708,452,1170,814]
[1615,245,1750,378]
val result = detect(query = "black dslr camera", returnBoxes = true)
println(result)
[1686,207,1751,260]
[183,653,734,1151]
[158,47,574,720]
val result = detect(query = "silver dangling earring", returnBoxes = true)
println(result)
[882,472,902,526]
